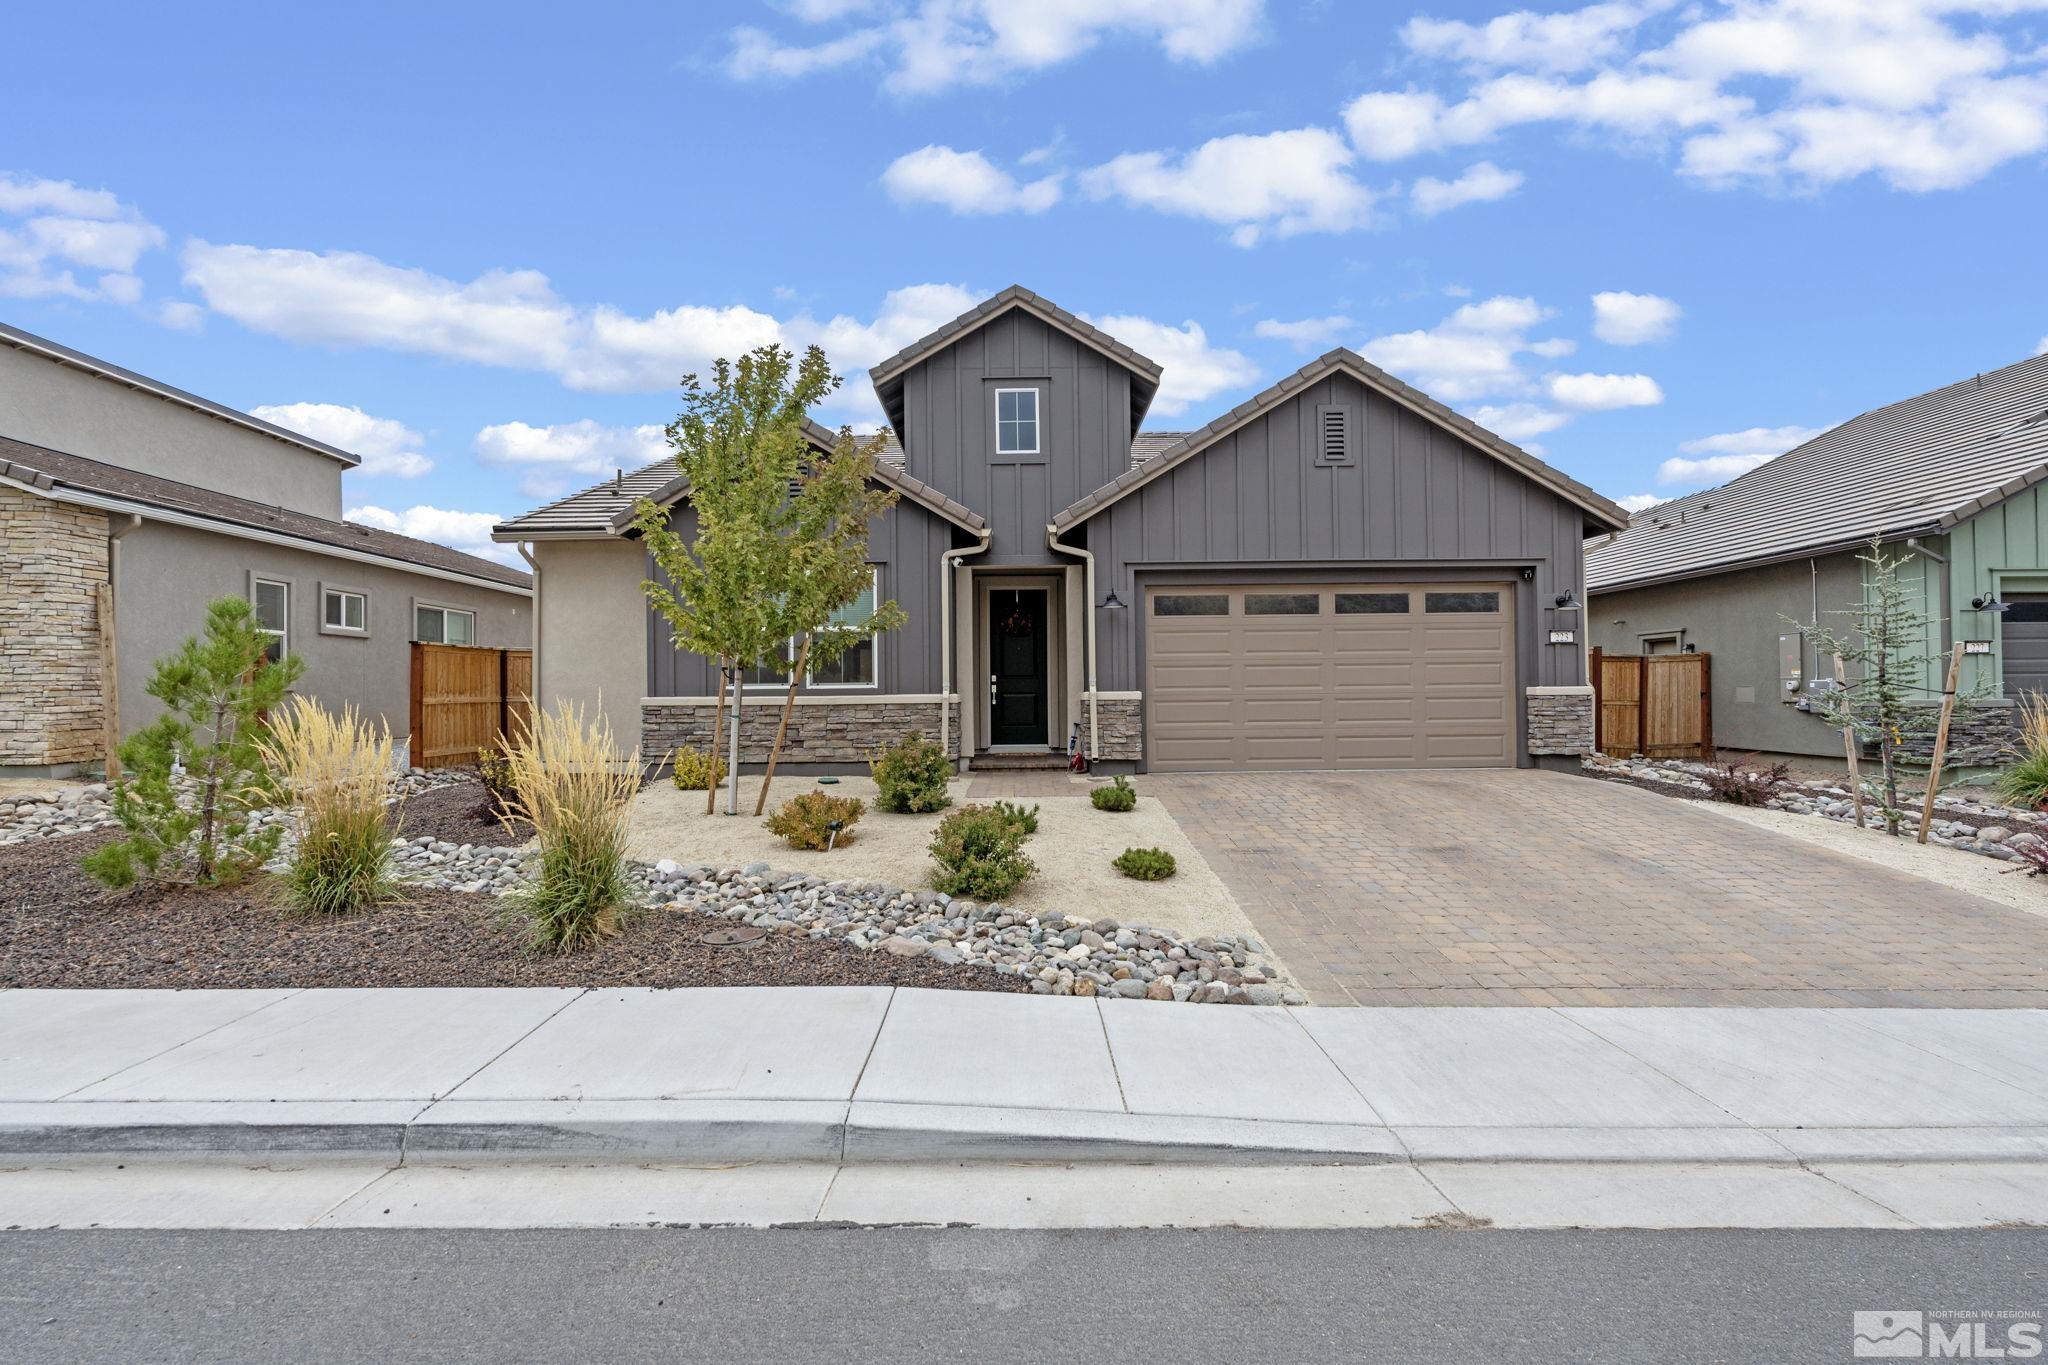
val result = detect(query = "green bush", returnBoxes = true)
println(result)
[930,803,1037,900]
[1996,697,2048,809]
[871,735,953,813]
[991,799,1039,835]
[1112,846,1177,881]
[766,791,867,850]
[475,737,518,820]
[669,746,727,792]
[1090,775,1137,812]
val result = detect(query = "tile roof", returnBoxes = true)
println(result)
[0,321,361,467]
[1587,352,2048,593]
[0,435,530,589]
[1051,348,1630,533]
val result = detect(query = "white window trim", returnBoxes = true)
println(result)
[740,566,882,692]
[995,387,1040,457]
[413,600,478,647]
[252,576,289,659]
[320,584,369,637]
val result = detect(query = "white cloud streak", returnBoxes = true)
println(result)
[250,402,435,478]
[881,146,1063,213]
[345,503,521,566]
[1591,290,1682,344]
[1409,160,1524,215]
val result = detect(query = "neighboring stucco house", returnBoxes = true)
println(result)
[0,321,531,776]
[1587,351,2048,764]
[496,286,1627,774]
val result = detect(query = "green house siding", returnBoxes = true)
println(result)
[1878,538,1947,696]
[1947,483,2048,694]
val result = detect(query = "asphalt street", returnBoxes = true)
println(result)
[3,1227,2044,1363]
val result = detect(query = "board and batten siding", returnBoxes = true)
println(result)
[1087,373,1592,691]
[895,309,1135,565]
[643,494,959,697]
[1946,484,2048,694]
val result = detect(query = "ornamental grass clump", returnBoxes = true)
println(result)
[1090,775,1137,812]
[929,803,1037,900]
[1995,696,2048,810]
[766,791,866,850]
[257,697,401,916]
[1112,847,1177,881]
[502,701,641,952]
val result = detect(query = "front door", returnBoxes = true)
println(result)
[989,588,1049,747]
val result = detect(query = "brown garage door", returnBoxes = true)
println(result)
[1145,583,1515,771]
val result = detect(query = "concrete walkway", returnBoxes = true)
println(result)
[4,988,2046,1165]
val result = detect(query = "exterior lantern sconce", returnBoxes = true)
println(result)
[1551,589,1582,614]
[1100,589,1128,611]
[1970,595,2010,613]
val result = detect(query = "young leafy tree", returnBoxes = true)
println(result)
[1804,538,1973,835]
[753,422,907,814]
[83,596,305,887]
[631,344,823,813]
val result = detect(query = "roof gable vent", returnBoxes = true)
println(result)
[1313,404,1354,467]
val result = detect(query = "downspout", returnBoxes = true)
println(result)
[104,514,142,776]
[1046,525,1100,760]
[517,542,541,708]
[938,528,993,770]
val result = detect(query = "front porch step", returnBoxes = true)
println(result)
[969,750,1071,772]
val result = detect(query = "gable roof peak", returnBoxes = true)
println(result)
[866,285,1165,387]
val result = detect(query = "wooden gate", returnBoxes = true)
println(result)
[409,643,535,769]
[1590,648,1713,759]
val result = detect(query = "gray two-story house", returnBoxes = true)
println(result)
[495,287,1628,774]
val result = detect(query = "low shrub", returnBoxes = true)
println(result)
[871,735,953,813]
[502,701,641,952]
[930,802,1037,900]
[258,697,402,916]
[766,791,867,850]
[1112,846,1177,881]
[2006,833,2048,877]
[1090,775,1137,812]
[474,737,518,821]
[669,746,727,792]
[1995,697,2048,809]
[991,799,1040,836]
[1698,755,1792,807]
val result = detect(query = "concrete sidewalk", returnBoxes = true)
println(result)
[3,988,2045,1164]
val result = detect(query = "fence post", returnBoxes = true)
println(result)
[409,642,424,770]
[1589,646,1604,755]
[1697,653,1714,759]
[1636,654,1648,757]
[497,647,510,743]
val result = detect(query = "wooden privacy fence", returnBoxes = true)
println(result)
[409,643,533,769]
[1590,648,1714,759]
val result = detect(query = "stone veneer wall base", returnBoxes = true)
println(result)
[643,699,958,766]
[1525,685,1594,757]
[0,485,109,769]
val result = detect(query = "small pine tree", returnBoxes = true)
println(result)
[1804,538,1973,835]
[83,596,305,887]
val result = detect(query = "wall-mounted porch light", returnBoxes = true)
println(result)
[1100,589,1128,610]
[1970,594,2011,613]
[1551,589,1581,612]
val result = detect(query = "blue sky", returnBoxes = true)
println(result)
[5,0,2045,564]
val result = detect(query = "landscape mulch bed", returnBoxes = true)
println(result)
[0,830,1028,993]
[396,780,531,848]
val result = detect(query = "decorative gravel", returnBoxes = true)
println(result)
[1587,753,2048,865]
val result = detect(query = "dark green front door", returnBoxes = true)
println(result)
[989,589,1049,746]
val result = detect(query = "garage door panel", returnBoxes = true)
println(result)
[1147,581,1515,772]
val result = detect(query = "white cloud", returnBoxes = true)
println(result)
[881,145,1063,214]
[472,419,669,477]
[1615,492,1666,512]
[1656,452,1774,484]
[728,0,1263,95]
[249,402,434,478]
[1402,2,1652,73]
[1546,370,1665,409]
[1252,315,1354,349]
[1591,290,1681,344]
[1079,312,1258,417]
[1652,422,1829,485]
[1357,294,1564,402]
[346,503,521,567]
[1469,401,1570,443]
[156,300,206,332]
[1339,1,2048,193]
[1410,160,1524,216]
[1080,127,1380,245]
[0,173,165,305]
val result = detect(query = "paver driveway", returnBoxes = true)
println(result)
[1154,769,2048,1007]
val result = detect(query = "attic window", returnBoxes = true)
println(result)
[1313,405,1353,467]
